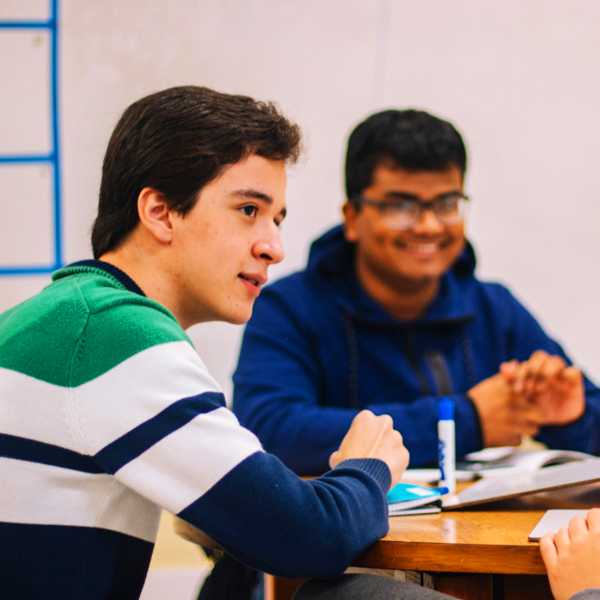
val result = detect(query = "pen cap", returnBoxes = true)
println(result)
[439,397,454,421]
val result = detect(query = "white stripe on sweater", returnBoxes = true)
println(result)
[114,406,263,514]
[0,366,79,450]
[0,341,223,455]
[0,457,161,542]
[73,340,224,453]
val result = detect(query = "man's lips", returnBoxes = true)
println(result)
[238,273,267,287]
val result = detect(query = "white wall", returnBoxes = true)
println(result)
[2,0,600,400]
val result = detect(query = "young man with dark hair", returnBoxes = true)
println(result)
[92,86,302,259]
[0,86,443,600]
[233,108,600,476]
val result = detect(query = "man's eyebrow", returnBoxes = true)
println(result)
[232,189,273,204]
[383,191,420,201]
[232,188,287,217]
[383,190,463,201]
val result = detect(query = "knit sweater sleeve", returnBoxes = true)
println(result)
[73,307,391,579]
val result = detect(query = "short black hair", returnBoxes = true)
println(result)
[345,109,467,200]
[91,85,302,258]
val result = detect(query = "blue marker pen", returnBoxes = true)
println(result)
[438,397,455,494]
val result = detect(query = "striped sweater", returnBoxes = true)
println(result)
[0,261,391,600]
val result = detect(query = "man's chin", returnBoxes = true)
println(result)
[400,261,451,281]
[392,269,444,290]
[193,306,253,327]
[225,307,254,326]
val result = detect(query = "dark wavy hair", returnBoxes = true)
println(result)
[91,85,302,258]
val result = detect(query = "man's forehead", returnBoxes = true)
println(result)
[203,155,286,191]
[369,162,464,191]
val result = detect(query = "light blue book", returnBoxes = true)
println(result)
[387,483,448,516]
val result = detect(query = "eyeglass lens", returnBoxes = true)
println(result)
[383,196,467,228]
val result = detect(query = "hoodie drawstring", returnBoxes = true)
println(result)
[343,312,360,409]
[343,315,478,407]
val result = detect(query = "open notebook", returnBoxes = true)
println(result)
[402,447,595,485]
[443,457,600,510]
[456,447,594,477]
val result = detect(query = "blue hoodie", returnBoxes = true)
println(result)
[233,225,600,474]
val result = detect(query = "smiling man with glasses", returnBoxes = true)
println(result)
[233,108,600,477]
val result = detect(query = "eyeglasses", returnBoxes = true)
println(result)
[351,192,470,229]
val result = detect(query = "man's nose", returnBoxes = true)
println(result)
[253,229,285,264]
[411,206,445,233]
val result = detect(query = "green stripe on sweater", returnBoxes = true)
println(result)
[0,268,190,387]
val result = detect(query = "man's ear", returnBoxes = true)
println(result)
[342,201,359,242]
[137,187,173,244]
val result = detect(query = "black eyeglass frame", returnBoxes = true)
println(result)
[350,192,470,229]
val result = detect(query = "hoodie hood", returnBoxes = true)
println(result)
[305,224,478,324]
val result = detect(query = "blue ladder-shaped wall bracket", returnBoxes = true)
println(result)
[0,0,62,275]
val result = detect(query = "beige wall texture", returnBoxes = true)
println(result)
[1,1,599,598]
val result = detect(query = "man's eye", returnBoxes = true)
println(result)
[240,205,257,217]
[437,196,460,211]
[385,200,416,213]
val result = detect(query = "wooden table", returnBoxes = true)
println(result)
[266,481,600,600]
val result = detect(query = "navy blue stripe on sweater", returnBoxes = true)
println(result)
[0,522,153,600]
[95,392,225,474]
[177,452,390,579]
[0,433,103,473]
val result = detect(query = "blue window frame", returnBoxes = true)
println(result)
[0,0,62,275]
